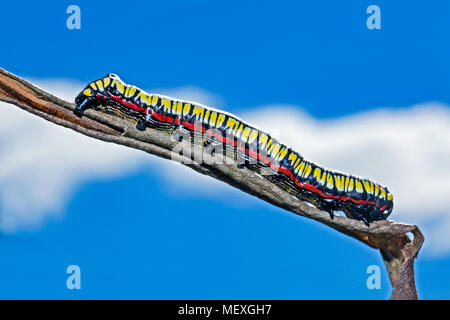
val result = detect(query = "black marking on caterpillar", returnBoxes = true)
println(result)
[74,74,394,225]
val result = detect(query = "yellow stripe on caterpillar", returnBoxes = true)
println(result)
[138,93,150,105]
[320,171,327,185]
[303,164,312,178]
[363,181,374,194]
[314,167,322,181]
[216,114,226,127]
[183,103,191,116]
[348,178,354,192]
[269,143,281,158]
[248,129,259,144]
[103,77,111,88]
[113,80,125,94]
[209,111,217,126]
[335,175,345,191]
[162,99,172,113]
[355,180,364,193]
[151,95,159,106]
[126,86,136,98]
[289,152,298,165]
[327,173,334,189]
[277,148,288,161]
[234,124,243,138]
[83,88,92,97]
[258,134,269,149]
[203,110,210,123]
[95,80,104,91]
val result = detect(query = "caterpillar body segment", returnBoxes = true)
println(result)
[74,74,394,224]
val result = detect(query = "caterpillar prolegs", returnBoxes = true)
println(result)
[74,74,394,224]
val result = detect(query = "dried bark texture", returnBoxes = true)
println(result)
[0,67,424,299]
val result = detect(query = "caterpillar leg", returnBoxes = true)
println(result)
[236,144,248,169]
[315,198,336,220]
[343,203,371,226]
[172,124,190,142]
[136,107,152,131]
[321,206,335,221]
[136,119,146,131]
[204,136,222,155]
[356,214,370,226]
[202,129,224,155]
[346,210,370,226]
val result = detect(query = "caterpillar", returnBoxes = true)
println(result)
[74,73,394,224]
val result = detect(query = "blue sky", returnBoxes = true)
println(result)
[0,1,449,299]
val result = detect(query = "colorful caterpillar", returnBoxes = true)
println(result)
[74,74,394,224]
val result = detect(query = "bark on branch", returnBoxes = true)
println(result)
[0,67,424,299]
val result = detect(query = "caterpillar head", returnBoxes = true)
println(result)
[74,73,122,116]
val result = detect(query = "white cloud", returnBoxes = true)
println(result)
[0,79,449,256]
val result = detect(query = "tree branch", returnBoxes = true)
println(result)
[0,67,424,299]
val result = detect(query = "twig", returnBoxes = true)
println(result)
[0,67,424,299]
